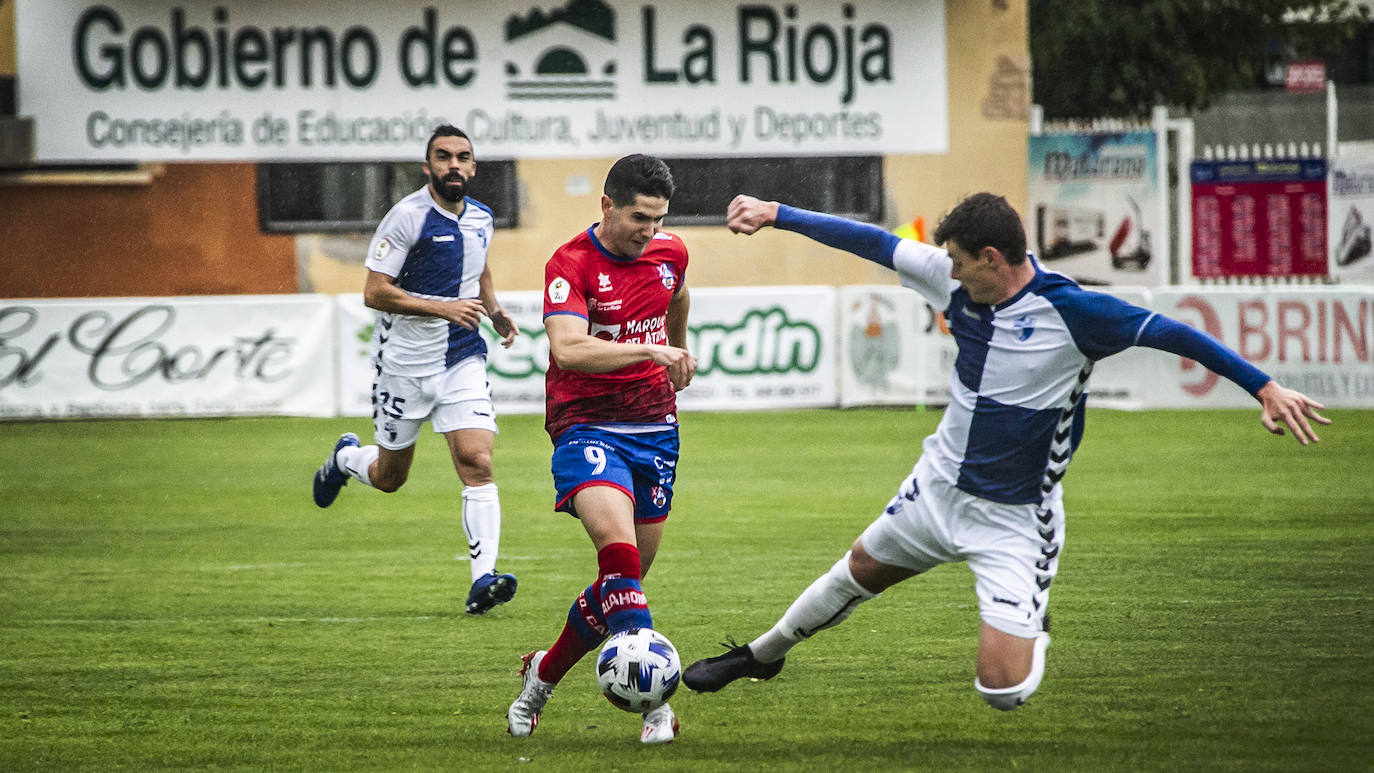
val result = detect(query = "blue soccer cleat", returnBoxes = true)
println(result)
[466,571,518,614]
[312,432,359,508]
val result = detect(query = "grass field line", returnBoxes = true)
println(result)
[11,593,1371,629]
[209,555,546,571]
[10,615,452,626]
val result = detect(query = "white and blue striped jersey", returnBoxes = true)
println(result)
[775,205,1270,506]
[365,187,495,377]
[893,239,1148,503]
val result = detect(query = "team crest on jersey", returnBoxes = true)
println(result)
[1014,315,1035,341]
[598,272,613,291]
[373,238,392,260]
[650,485,668,508]
[549,277,571,304]
[589,321,622,341]
[657,263,676,290]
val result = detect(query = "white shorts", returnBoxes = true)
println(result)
[372,355,497,450]
[859,458,1064,638]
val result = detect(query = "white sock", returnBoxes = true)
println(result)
[337,444,379,487]
[462,483,501,581]
[749,552,878,663]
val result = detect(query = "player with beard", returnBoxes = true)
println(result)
[312,125,523,616]
[506,154,695,744]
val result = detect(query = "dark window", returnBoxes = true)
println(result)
[0,77,16,117]
[661,156,883,226]
[257,160,518,233]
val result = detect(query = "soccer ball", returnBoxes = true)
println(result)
[595,628,682,713]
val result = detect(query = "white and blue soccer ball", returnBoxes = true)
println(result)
[595,628,682,713]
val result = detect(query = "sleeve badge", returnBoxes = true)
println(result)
[548,277,571,304]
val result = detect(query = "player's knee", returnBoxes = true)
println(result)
[372,468,408,493]
[975,633,1049,711]
[455,453,493,486]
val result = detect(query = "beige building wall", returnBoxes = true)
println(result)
[0,1,14,76]
[304,0,1031,296]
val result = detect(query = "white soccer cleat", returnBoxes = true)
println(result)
[507,650,553,738]
[640,702,679,744]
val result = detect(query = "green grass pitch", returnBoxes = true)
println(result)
[1,408,1371,771]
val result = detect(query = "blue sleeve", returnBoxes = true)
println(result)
[1136,315,1271,396]
[1044,285,1157,360]
[775,204,900,270]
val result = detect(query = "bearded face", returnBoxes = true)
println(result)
[430,166,467,203]
[424,135,476,207]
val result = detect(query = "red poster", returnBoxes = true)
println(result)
[1190,160,1328,279]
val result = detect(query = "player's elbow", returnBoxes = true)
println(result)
[548,343,578,371]
[362,286,387,311]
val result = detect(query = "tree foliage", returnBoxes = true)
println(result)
[1030,0,1370,119]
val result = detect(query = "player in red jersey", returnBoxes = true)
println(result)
[507,155,696,744]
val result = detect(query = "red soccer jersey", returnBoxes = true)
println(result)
[542,225,689,440]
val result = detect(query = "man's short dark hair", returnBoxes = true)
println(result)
[425,124,470,160]
[933,192,1028,265]
[603,154,675,206]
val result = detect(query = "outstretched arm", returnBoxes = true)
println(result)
[1137,314,1330,445]
[727,193,956,311]
[727,195,901,268]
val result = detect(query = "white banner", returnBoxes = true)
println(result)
[1146,287,1374,408]
[834,284,1374,410]
[337,285,837,418]
[18,0,947,161]
[0,296,337,419]
[6,286,1367,420]
[676,286,835,410]
[837,286,943,406]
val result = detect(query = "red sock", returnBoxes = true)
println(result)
[538,622,594,684]
[596,542,642,582]
[537,544,643,684]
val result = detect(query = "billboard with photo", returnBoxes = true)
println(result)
[1329,154,1374,284]
[1027,131,1166,286]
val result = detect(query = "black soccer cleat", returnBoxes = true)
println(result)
[682,640,784,693]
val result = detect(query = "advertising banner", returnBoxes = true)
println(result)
[837,286,924,407]
[1329,154,1374,284]
[337,286,837,417]
[1190,159,1329,279]
[17,0,947,161]
[7,287,1368,420]
[675,286,836,410]
[1027,131,1166,286]
[0,296,337,419]
[1146,288,1373,408]
[836,285,954,406]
